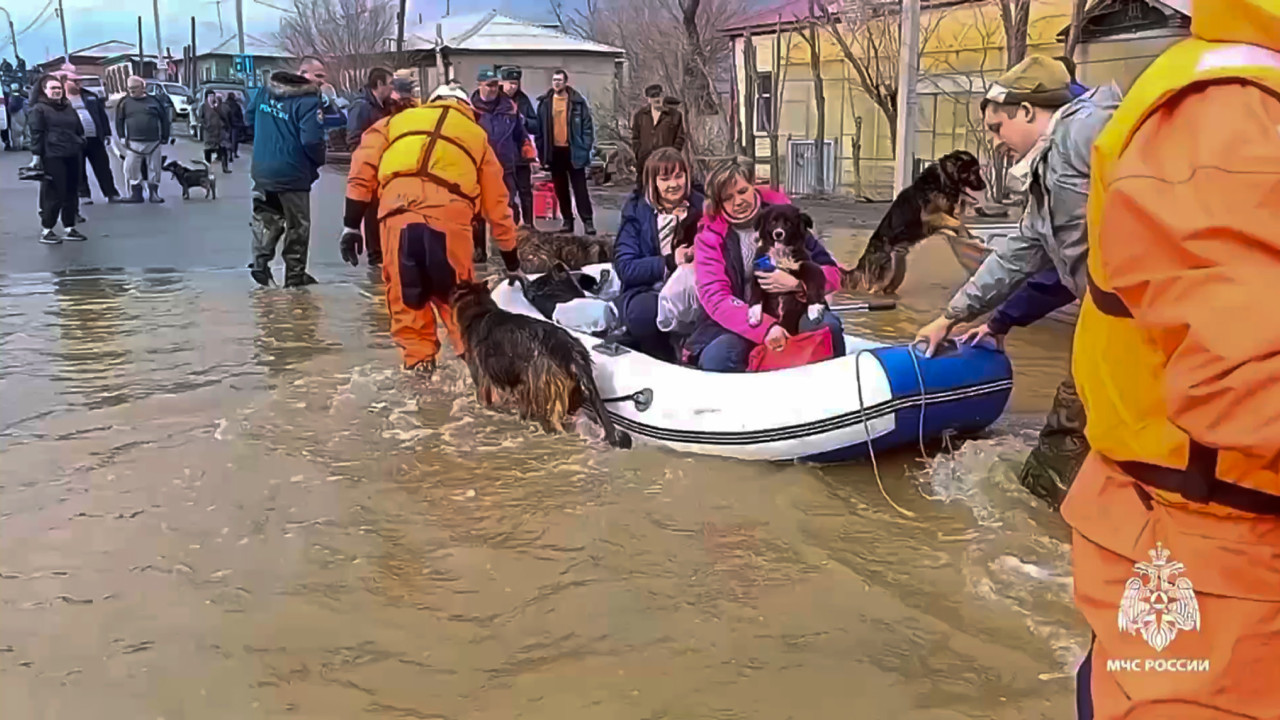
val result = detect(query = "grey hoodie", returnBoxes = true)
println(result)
[945,84,1123,322]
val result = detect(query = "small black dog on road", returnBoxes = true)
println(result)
[163,159,218,200]
[746,205,829,335]
[450,280,630,449]
[844,149,986,295]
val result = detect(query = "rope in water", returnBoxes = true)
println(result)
[854,347,918,518]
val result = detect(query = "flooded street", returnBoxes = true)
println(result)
[1,150,1083,718]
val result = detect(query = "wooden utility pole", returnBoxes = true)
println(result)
[190,16,196,91]
[892,0,920,196]
[137,16,145,77]
[0,7,19,64]
[153,0,165,80]
[57,0,69,61]
[397,0,408,52]
[235,0,245,54]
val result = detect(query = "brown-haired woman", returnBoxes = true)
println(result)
[612,147,704,361]
[685,156,846,371]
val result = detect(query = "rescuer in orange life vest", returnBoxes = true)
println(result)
[1065,0,1280,717]
[340,84,521,373]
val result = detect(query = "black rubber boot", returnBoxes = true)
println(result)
[583,219,597,236]
[147,184,164,203]
[248,262,274,287]
[283,272,318,289]
[120,184,144,204]
[558,219,574,234]
[221,156,231,174]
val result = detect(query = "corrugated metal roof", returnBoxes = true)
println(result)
[405,10,623,54]
[68,40,139,58]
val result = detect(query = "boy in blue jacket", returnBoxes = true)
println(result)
[246,56,327,288]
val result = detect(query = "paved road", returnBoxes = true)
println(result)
[0,139,633,278]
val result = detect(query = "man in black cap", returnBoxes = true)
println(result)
[500,67,538,227]
[630,83,686,187]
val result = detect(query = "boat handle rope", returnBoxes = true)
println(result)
[854,346,932,520]
[602,388,653,413]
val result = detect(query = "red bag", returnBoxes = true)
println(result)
[746,327,835,372]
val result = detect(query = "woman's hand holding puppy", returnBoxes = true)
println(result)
[755,269,801,294]
[765,324,789,351]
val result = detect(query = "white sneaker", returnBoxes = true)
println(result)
[40,229,62,245]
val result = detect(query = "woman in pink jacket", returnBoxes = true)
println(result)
[685,157,846,371]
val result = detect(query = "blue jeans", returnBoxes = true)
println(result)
[698,310,846,372]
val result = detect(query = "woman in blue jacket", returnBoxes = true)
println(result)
[614,148,703,361]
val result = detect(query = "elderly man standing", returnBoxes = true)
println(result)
[630,82,686,188]
[245,55,326,288]
[115,75,171,204]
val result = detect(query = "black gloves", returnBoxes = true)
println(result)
[340,227,363,266]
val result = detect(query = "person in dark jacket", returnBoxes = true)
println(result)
[470,69,534,262]
[630,83,687,189]
[500,67,538,227]
[201,91,232,174]
[27,74,87,244]
[343,67,393,267]
[345,67,392,150]
[223,92,246,161]
[115,75,171,203]
[614,147,704,362]
[56,65,120,204]
[535,69,596,235]
[245,57,326,288]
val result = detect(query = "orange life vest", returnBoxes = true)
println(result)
[1074,35,1280,517]
[377,99,489,208]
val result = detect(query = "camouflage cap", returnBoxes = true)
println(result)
[983,55,1074,108]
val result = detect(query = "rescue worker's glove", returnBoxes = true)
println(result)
[339,227,364,267]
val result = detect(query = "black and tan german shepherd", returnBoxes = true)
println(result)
[843,149,986,295]
[450,280,630,448]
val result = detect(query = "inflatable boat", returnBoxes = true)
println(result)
[491,267,1013,462]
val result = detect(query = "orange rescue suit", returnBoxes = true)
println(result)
[346,98,519,368]
[1064,1,1280,717]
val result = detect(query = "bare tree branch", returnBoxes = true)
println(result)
[276,0,397,94]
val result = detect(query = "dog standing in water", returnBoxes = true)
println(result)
[450,280,629,448]
[844,149,987,294]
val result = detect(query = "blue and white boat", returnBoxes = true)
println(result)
[490,266,1013,462]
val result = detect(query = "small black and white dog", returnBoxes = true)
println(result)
[746,204,829,335]
[163,159,218,200]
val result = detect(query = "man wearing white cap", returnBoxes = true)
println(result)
[340,84,521,373]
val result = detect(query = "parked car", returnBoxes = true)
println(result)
[160,82,194,119]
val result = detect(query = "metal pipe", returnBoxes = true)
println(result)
[153,0,165,80]
[57,0,69,61]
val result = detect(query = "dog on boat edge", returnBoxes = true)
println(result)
[450,280,630,449]
[843,149,986,295]
[746,204,829,335]
[490,228,614,274]
[162,159,218,200]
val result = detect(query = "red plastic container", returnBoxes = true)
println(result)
[533,181,558,220]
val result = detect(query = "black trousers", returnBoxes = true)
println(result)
[78,136,120,199]
[363,197,382,265]
[550,146,593,223]
[1,128,10,148]
[472,171,519,260]
[40,156,81,230]
[513,164,534,225]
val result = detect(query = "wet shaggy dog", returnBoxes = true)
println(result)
[843,149,986,294]
[162,159,217,200]
[491,228,614,274]
[450,280,630,448]
[745,205,829,335]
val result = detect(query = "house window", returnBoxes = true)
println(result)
[756,71,773,133]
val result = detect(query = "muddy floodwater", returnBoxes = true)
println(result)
[1,229,1084,719]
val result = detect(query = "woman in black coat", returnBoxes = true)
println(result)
[27,74,86,244]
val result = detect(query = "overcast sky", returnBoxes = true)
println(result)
[1,0,562,65]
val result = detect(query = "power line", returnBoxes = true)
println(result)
[16,0,55,37]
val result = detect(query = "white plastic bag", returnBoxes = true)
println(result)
[656,265,704,334]
[553,298,620,334]
[578,263,621,302]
